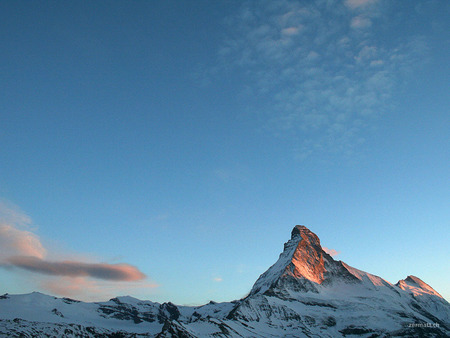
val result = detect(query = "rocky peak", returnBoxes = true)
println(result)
[291,225,317,240]
[286,225,326,284]
[250,225,330,295]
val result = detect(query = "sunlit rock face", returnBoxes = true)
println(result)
[249,225,327,295]
[287,225,326,284]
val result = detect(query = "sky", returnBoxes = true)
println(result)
[0,0,449,305]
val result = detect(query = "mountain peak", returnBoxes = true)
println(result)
[396,275,443,298]
[291,225,317,240]
[250,225,329,295]
[250,225,392,296]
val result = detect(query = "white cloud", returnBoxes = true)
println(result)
[351,15,372,29]
[0,200,32,227]
[217,0,426,159]
[213,277,223,282]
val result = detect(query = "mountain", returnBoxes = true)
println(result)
[1,225,449,337]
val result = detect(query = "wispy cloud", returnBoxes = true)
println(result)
[323,247,340,257]
[350,15,372,29]
[40,277,157,301]
[0,201,47,261]
[213,277,223,282]
[0,200,33,227]
[0,200,154,299]
[0,224,46,260]
[218,0,427,158]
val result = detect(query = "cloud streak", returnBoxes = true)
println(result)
[7,256,146,281]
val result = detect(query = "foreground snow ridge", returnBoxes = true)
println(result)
[1,225,449,337]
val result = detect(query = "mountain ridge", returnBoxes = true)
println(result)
[1,225,449,337]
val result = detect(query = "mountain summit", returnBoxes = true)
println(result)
[1,225,449,337]
[250,225,329,295]
[251,225,372,296]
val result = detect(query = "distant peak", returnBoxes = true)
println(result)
[405,275,425,285]
[396,275,443,298]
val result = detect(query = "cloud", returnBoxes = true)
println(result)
[281,27,301,36]
[0,224,46,260]
[40,276,158,302]
[0,200,32,227]
[7,256,146,281]
[213,277,223,282]
[351,15,372,29]
[323,247,340,257]
[0,201,46,262]
[217,0,426,159]
[0,200,154,299]
[42,276,100,297]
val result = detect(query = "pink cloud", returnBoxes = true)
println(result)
[0,224,46,261]
[7,256,146,281]
[42,276,101,298]
[323,247,340,257]
[40,277,158,301]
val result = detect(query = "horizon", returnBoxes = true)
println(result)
[1,0,449,305]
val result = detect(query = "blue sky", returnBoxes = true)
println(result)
[0,0,449,304]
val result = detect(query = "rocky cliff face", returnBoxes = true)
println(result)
[285,225,326,284]
[1,225,449,337]
[250,225,366,297]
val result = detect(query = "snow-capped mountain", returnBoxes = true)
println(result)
[1,225,448,337]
